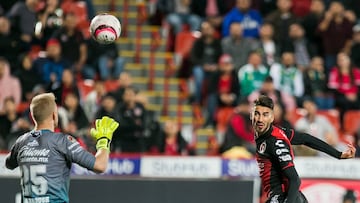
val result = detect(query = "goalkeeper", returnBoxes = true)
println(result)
[5,93,119,203]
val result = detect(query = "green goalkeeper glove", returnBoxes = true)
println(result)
[90,116,119,151]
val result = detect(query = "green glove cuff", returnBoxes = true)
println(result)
[96,138,111,151]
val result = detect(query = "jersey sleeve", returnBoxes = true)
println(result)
[58,134,96,171]
[5,142,19,169]
[289,131,342,159]
[270,138,294,170]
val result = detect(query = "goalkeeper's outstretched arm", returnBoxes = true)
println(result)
[91,116,119,173]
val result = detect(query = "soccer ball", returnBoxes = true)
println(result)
[89,13,121,44]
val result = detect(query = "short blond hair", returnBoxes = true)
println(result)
[30,93,56,124]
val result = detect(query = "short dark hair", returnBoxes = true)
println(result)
[254,95,274,110]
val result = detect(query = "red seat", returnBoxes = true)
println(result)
[104,80,119,92]
[175,31,199,58]
[16,102,30,114]
[215,107,235,133]
[343,110,360,135]
[77,80,94,99]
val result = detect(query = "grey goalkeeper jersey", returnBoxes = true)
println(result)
[6,129,96,203]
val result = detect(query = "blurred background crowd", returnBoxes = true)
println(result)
[0,0,360,159]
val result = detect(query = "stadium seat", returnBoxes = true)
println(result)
[16,102,30,114]
[77,80,94,99]
[343,110,360,135]
[104,80,119,92]
[215,107,235,134]
[174,31,199,59]
[289,109,341,132]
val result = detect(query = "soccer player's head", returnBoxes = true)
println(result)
[30,93,58,129]
[251,95,274,136]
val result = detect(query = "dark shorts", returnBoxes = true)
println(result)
[266,191,308,203]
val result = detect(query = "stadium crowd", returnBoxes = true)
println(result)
[0,0,360,158]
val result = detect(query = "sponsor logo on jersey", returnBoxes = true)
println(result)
[269,194,280,203]
[27,140,39,147]
[276,148,289,155]
[275,140,285,148]
[279,154,292,162]
[67,135,77,143]
[259,142,266,154]
[19,146,50,163]
[23,196,50,203]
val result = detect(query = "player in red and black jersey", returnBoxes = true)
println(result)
[251,95,356,203]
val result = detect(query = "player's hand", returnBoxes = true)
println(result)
[340,143,356,159]
[90,116,119,151]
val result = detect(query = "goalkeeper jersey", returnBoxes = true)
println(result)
[6,129,96,203]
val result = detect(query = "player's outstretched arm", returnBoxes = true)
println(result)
[340,143,356,159]
[90,116,119,173]
[290,131,356,159]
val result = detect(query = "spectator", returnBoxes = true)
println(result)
[152,119,193,155]
[83,80,107,122]
[265,0,298,52]
[273,102,292,129]
[114,86,147,153]
[191,0,230,33]
[350,24,360,68]
[95,93,119,122]
[111,72,133,103]
[190,21,222,104]
[0,16,24,71]
[0,58,21,113]
[221,22,259,70]
[34,0,63,48]
[0,97,19,150]
[301,0,325,57]
[303,56,334,110]
[269,52,304,102]
[58,92,89,136]
[52,12,91,79]
[342,0,360,23]
[254,0,277,17]
[248,76,296,113]
[48,69,80,106]
[15,53,42,102]
[157,0,202,34]
[0,95,33,150]
[222,0,263,38]
[238,51,269,98]
[355,130,360,158]
[295,97,346,157]
[317,1,355,72]
[33,38,69,84]
[257,23,280,67]
[328,52,360,127]
[6,0,39,48]
[87,37,125,80]
[291,0,311,17]
[283,23,316,70]
[219,99,254,154]
[205,54,240,127]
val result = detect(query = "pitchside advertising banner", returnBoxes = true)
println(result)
[1,154,360,179]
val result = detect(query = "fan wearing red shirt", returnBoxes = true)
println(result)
[205,54,240,126]
[328,52,360,126]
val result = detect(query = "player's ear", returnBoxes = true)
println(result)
[270,112,275,123]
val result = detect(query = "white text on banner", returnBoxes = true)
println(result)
[140,156,222,178]
[294,157,360,180]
